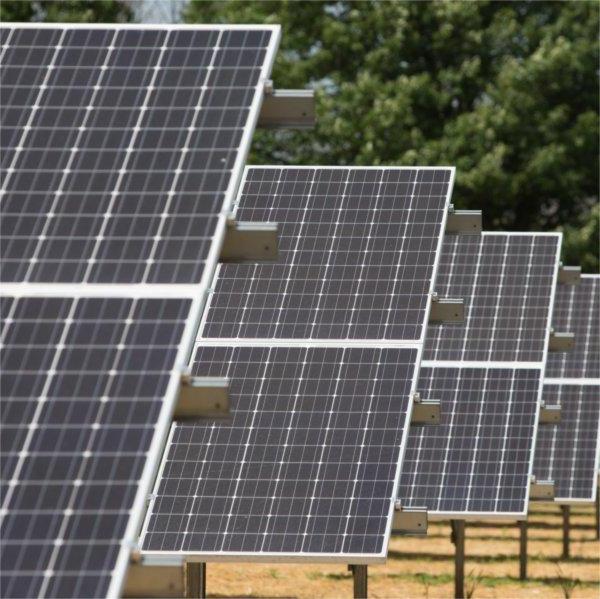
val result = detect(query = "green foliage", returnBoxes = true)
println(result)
[186,0,599,271]
[1,0,132,23]
[562,204,599,273]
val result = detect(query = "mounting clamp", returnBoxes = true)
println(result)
[411,392,440,425]
[258,80,315,128]
[539,402,561,424]
[392,502,428,536]
[429,293,465,323]
[529,476,554,501]
[548,330,575,352]
[124,551,183,598]
[557,264,581,285]
[220,219,278,262]
[175,375,229,419]
[445,204,482,235]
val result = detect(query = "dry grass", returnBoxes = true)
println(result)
[205,504,599,598]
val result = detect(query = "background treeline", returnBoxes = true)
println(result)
[3,0,598,271]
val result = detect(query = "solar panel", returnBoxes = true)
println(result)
[424,233,561,363]
[398,366,541,517]
[401,233,562,519]
[0,294,191,598]
[545,275,599,380]
[200,166,454,342]
[141,345,418,560]
[534,384,600,503]
[0,24,279,283]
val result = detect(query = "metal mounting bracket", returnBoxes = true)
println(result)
[548,330,575,352]
[123,552,182,598]
[411,392,441,425]
[220,219,278,262]
[530,476,555,501]
[392,502,428,536]
[258,80,315,128]
[429,293,465,323]
[174,375,229,419]
[539,402,561,424]
[445,204,482,235]
[557,264,581,285]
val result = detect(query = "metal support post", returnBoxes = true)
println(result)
[561,505,570,559]
[450,520,465,599]
[595,493,599,540]
[519,520,528,580]
[350,564,368,599]
[184,562,206,599]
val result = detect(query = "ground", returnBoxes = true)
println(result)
[205,504,599,598]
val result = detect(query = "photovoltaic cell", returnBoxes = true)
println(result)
[0,295,190,598]
[534,385,600,502]
[201,166,453,342]
[0,25,276,283]
[398,367,540,516]
[424,233,560,363]
[545,275,599,379]
[142,345,418,559]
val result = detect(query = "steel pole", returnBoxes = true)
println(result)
[351,564,368,599]
[519,520,528,580]
[596,490,600,540]
[184,562,206,598]
[561,505,570,559]
[451,520,465,599]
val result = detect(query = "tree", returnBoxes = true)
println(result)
[186,0,599,270]
[0,0,132,23]
[562,205,599,273]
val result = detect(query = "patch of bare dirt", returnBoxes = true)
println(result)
[206,504,599,598]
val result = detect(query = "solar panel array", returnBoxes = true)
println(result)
[0,23,279,598]
[3,18,595,597]
[534,275,600,503]
[142,165,456,561]
[399,233,562,519]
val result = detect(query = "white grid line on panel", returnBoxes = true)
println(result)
[139,30,223,283]
[493,370,518,511]
[483,237,509,362]
[23,30,120,283]
[464,369,491,510]
[0,30,67,199]
[36,298,139,599]
[1,300,78,522]
[307,170,352,339]
[80,31,172,283]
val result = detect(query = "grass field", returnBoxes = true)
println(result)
[205,503,599,598]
